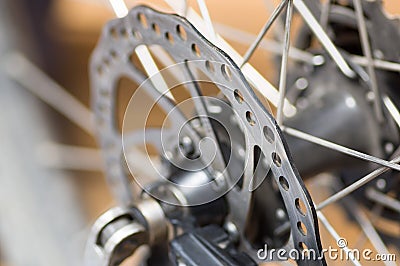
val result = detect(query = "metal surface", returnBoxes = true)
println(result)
[84,206,148,266]
[90,5,325,265]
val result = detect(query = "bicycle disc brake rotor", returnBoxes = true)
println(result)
[90,5,325,264]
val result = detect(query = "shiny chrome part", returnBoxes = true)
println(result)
[84,207,148,266]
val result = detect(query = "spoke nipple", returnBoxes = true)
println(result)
[376,178,387,190]
[312,55,325,66]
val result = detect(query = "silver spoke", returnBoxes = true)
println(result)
[319,0,331,30]
[135,45,175,101]
[350,55,400,73]
[262,0,285,41]
[36,142,103,172]
[109,0,128,18]
[180,0,189,16]
[163,0,297,116]
[353,0,383,122]
[365,188,400,214]
[3,52,95,136]
[215,22,314,64]
[276,0,294,126]
[317,150,400,210]
[341,195,395,266]
[383,95,400,130]
[196,0,216,40]
[283,126,400,172]
[294,0,355,78]
[353,205,383,250]
[240,0,288,67]
[317,211,361,266]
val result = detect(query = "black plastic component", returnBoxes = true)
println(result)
[170,225,256,266]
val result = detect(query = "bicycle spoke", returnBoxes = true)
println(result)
[317,211,361,266]
[180,0,188,16]
[215,22,314,63]
[319,0,331,30]
[135,45,175,101]
[262,0,285,41]
[365,188,400,214]
[36,142,103,171]
[317,149,400,210]
[109,0,128,18]
[350,55,400,73]
[283,126,400,171]
[383,95,400,129]
[240,0,288,67]
[276,0,294,126]
[339,190,395,266]
[353,204,383,250]
[196,0,216,40]
[353,0,383,122]
[163,0,297,116]
[294,0,355,78]
[3,52,95,136]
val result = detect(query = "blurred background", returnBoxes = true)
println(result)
[0,0,399,265]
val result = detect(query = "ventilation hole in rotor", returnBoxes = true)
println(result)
[279,176,289,190]
[110,28,118,39]
[138,13,148,28]
[191,43,201,57]
[246,111,255,126]
[263,126,275,144]
[299,242,309,252]
[177,24,187,41]
[295,198,307,216]
[165,32,174,44]
[272,152,281,167]
[120,28,128,38]
[297,221,307,236]
[132,29,142,40]
[152,23,160,35]
[221,64,232,81]
[234,89,244,103]
[205,60,214,73]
